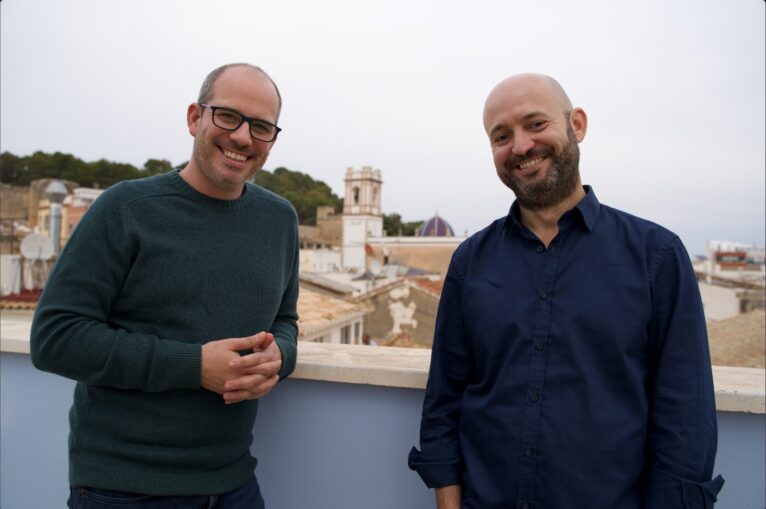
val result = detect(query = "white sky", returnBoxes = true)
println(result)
[2,0,764,256]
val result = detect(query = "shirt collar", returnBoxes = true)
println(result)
[575,185,600,231]
[504,185,601,233]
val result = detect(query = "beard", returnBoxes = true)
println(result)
[499,125,581,210]
[191,133,260,193]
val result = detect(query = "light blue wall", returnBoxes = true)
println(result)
[253,379,433,509]
[715,411,766,509]
[2,351,764,509]
[1,352,75,508]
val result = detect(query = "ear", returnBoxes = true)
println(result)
[187,103,202,137]
[570,107,588,142]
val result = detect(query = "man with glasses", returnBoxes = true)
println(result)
[31,63,298,508]
[409,73,723,508]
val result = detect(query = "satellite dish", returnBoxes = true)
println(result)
[20,233,55,261]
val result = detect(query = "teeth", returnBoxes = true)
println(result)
[223,149,247,162]
[518,156,544,169]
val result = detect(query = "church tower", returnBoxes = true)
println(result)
[342,166,383,272]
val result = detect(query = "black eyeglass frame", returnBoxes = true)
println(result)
[199,103,282,142]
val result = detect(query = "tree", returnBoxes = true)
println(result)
[383,213,423,236]
[0,151,148,188]
[143,159,173,175]
[254,167,342,225]
[0,152,21,183]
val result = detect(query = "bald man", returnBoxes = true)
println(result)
[409,74,723,509]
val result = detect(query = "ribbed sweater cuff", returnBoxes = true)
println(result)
[274,337,297,380]
[165,342,203,389]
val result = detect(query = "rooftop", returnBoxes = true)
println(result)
[708,310,766,368]
[296,288,372,338]
[416,213,455,237]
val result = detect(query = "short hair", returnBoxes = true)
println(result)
[197,63,283,121]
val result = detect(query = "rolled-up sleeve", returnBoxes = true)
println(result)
[644,237,724,507]
[409,246,472,488]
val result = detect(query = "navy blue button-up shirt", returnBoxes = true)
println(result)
[409,187,723,508]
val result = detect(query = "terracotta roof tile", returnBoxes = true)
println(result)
[707,310,765,368]
[298,288,372,337]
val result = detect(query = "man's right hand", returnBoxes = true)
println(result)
[200,333,273,396]
[435,485,461,509]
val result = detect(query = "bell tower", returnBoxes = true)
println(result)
[342,166,383,272]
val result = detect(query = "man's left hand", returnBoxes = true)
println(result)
[222,331,283,404]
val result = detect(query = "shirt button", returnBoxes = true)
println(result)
[529,392,539,402]
[538,290,548,299]
[536,245,544,253]
[524,447,534,457]
[534,340,544,350]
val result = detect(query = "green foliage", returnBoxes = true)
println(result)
[0,152,21,182]
[1,150,150,188]
[1,151,422,229]
[143,159,174,175]
[254,167,342,225]
[383,213,423,236]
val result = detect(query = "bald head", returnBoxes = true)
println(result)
[198,63,282,121]
[484,74,573,129]
[482,72,586,147]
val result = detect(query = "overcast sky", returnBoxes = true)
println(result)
[2,0,764,256]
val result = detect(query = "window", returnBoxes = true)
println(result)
[354,322,361,344]
[341,326,350,344]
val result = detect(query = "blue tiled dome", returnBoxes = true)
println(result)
[417,214,455,237]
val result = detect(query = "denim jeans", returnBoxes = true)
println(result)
[68,476,265,509]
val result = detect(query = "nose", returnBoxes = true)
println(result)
[512,132,534,155]
[230,121,253,147]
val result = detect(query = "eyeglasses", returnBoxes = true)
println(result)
[199,103,281,142]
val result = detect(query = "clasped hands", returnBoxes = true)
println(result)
[200,332,282,404]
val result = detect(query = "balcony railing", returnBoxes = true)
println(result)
[2,315,764,509]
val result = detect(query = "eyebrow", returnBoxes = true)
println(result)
[209,104,278,126]
[489,111,550,136]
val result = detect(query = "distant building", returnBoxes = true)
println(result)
[416,214,455,237]
[354,277,443,347]
[297,287,371,345]
[698,280,766,321]
[696,240,766,285]
[296,166,465,347]
[340,167,383,273]
[299,247,341,274]
[692,240,765,321]
[37,187,103,245]
[303,167,467,277]
[299,272,358,298]
[0,179,80,254]
[366,236,462,277]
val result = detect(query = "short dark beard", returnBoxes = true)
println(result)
[502,125,581,211]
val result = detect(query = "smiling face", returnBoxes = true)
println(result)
[483,74,587,210]
[183,66,280,200]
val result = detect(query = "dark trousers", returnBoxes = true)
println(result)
[67,476,265,509]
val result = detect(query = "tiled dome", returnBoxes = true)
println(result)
[417,214,455,237]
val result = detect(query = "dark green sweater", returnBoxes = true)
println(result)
[30,170,299,495]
